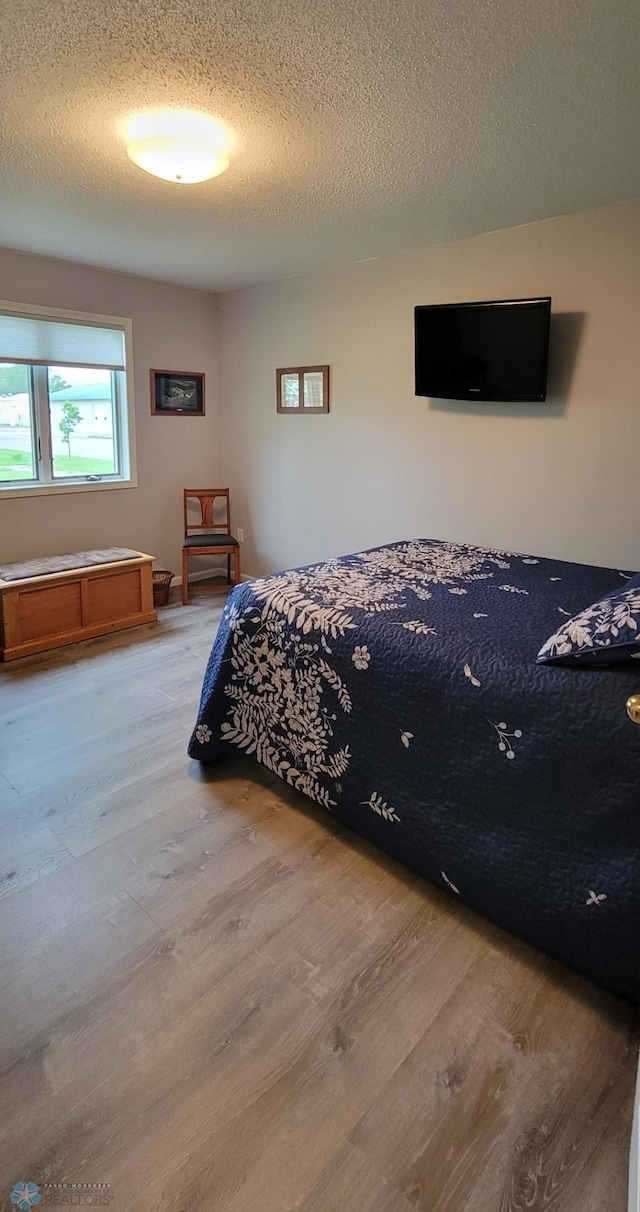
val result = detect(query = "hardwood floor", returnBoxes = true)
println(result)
[0,592,636,1212]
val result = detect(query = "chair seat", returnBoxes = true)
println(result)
[182,532,239,549]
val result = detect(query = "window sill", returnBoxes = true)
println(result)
[0,477,137,500]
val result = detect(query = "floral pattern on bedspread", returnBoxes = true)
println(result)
[189,538,640,1004]
[194,540,526,806]
[217,601,352,808]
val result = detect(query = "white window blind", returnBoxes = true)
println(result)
[0,313,126,370]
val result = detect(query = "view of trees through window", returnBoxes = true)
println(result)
[0,364,119,483]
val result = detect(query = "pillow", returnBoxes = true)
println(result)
[537,572,640,666]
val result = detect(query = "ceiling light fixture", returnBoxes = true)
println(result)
[123,110,232,185]
[127,136,228,183]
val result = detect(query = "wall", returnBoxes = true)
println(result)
[0,247,221,572]
[218,200,640,574]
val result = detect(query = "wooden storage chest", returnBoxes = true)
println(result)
[0,551,157,661]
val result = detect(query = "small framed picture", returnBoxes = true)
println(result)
[151,370,205,416]
[276,365,330,414]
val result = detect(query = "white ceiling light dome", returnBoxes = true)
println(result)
[123,110,232,185]
[127,136,229,184]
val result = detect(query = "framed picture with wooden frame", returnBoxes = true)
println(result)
[151,370,205,416]
[276,365,330,414]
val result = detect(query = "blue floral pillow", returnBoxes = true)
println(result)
[537,572,640,665]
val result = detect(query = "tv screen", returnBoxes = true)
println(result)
[415,297,551,402]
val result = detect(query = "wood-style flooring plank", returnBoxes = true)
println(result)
[0,825,73,900]
[0,888,162,1067]
[0,697,195,795]
[351,947,635,1212]
[0,732,189,848]
[0,859,325,1173]
[297,1142,415,1212]
[0,772,19,806]
[0,768,277,970]
[3,952,320,1201]
[0,593,635,1212]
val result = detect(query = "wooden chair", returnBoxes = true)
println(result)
[182,488,241,605]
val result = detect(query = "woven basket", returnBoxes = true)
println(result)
[152,570,174,607]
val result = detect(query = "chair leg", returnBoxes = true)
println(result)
[227,553,231,585]
[233,546,241,587]
[182,550,189,605]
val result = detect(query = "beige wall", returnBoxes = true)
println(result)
[2,199,638,581]
[219,200,640,575]
[0,247,221,573]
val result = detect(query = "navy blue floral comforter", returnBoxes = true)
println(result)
[189,539,640,1004]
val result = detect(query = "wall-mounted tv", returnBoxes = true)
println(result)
[415,297,551,402]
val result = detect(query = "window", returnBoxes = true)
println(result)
[0,303,136,496]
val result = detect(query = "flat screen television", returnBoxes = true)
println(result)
[415,297,551,402]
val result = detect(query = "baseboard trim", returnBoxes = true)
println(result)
[173,569,230,588]
[172,570,254,588]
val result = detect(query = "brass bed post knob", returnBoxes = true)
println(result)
[626,695,640,724]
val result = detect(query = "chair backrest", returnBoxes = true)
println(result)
[183,489,231,536]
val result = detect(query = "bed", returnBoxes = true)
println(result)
[188,538,640,1005]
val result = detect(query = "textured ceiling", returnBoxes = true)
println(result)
[1,0,639,290]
